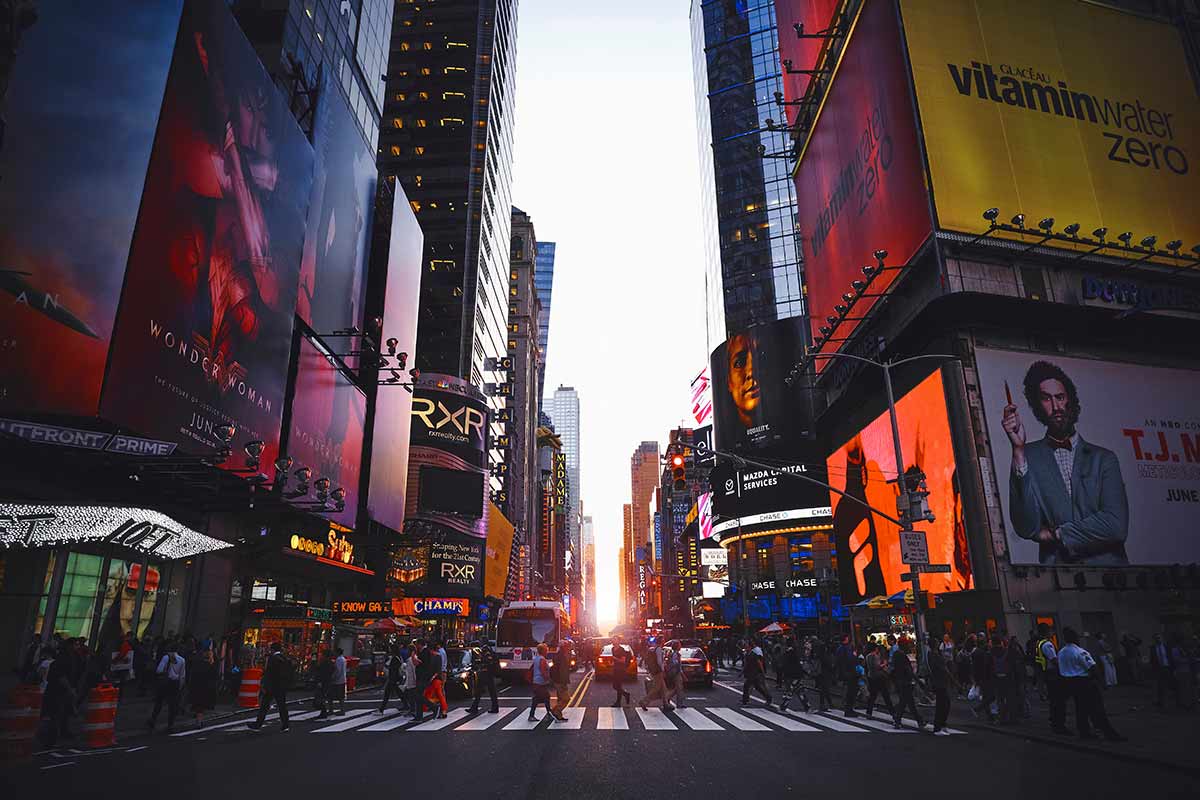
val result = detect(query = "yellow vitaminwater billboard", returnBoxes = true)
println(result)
[901,0,1200,260]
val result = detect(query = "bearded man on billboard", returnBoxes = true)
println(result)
[1002,360,1129,565]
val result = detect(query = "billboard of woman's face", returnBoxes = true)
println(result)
[710,318,811,454]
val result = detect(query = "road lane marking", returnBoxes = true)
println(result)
[635,708,677,730]
[455,707,521,730]
[823,713,913,733]
[409,708,469,731]
[550,706,585,729]
[171,713,279,737]
[41,762,74,770]
[674,708,723,730]
[708,707,770,730]
[310,709,374,732]
[742,707,820,731]
[358,712,418,732]
[783,709,866,732]
[596,707,628,730]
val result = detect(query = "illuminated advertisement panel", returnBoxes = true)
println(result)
[100,0,313,472]
[901,0,1200,258]
[975,349,1200,566]
[826,371,973,603]
[366,186,423,533]
[774,0,841,126]
[689,366,713,427]
[404,373,489,538]
[0,2,182,417]
[286,337,365,527]
[710,318,810,453]
[485,503,516,599]
[795,0,931,365]
[297,73,375,337]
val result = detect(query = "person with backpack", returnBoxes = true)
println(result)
[610,636,632,707]
[468,640,501,714]
[528,643,560,721]
[890,638,926,730]
[664,647,686,709]
[864,641,897,720]
[378,645,407,714]
[248,642,292,732]
[640,641,673,711]
[740,640,773,708]
[146,639,186,734]
[834,635,860,717]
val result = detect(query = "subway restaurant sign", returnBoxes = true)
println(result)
[901,0,1200,262]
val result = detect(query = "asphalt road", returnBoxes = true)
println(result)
[3,665,1191,799]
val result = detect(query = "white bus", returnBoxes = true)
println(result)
[495,601,569,678]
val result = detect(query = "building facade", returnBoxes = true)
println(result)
[547,386,582,560]
[629,441,660,620]
[534,240,556,394]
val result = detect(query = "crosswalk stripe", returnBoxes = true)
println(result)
[708,707,770,731]
[825,713,913,733]
[783,709,867,732]
[503,712,547,730]
[357,711,418,732]
[310,709,374,732]
[410,708,469,731]
[455,707,521,731]
[635,708,677,730]
[550,707,585,729]
[674,708,722,730]
[171,713,276,737]
[225,710,324,732]
[896,716,963,734]
[596,707,628,730]
[742,707,820,731]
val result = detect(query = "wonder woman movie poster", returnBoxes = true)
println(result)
[286,337,366,527]
[297,72,375,339]
[101,0,314,471]
[827,370,973,603]
[0,2,182,417]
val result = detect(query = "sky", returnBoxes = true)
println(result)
[511,1,709,631]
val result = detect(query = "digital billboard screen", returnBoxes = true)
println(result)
[286,337,365,527]
[404,373,490,538]
[710,317,810,453]
[418,467,485,517]
[0,2,182,417]
[795,0,932,365]
[901,0,1200,260]
[100,0,313,472]
[366,186,423,534]
[975,349,1200,566]
[297,72,376,339]
[708,453,832,541]
[827,370,974,603]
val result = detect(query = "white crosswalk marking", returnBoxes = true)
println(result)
[225,710,324,733]
[550,707,585,729]
[171,713,278,737]
[783,709,866,732]
[896,716,963,734]
[410,708,469,731]
[742,707,820,731]
[596,707,628,730]
[635,708,677,730]
[826,713,913,733]
[455,707,521,731]
[311,709,374,732]
[358,712,417,732]
[503,712,547,730]
[708,707,770,731]
[674,708,722,730]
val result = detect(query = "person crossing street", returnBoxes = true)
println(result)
[610,636,632,707]
[467,640,501,714]
[778,638,809,713]
[741,640,773,708]
[248,642,291,733]
[640,641,673,711]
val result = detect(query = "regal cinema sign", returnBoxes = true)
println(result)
[0,503,229,559]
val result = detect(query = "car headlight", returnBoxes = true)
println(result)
[499,661,509,669]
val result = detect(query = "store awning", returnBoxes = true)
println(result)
[887,589,915,607]
[0,502,231,559]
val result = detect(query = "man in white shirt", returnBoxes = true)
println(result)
[146,641,187,733]
[330,647,348,715]
[1059,628,1125,742]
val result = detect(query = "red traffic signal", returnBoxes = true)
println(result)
[671,453,687,490]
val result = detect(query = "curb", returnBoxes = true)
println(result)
[960,721,1200,777]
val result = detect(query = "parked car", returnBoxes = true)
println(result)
[677,645,714,688]
[595,644,637,682]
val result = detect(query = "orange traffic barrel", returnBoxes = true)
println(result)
[0,684,43,761]
[83,683,118,748]
[346,657,360,691]
[238,667,263,708]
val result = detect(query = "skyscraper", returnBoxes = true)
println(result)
[621,503,633,623]
[690,0,805,349]
[533,240,556,394]
[629,441,659,612]
[547,385,581,554]
[506,207,543,563]
[582,514,595,632]
[378,0,518,402]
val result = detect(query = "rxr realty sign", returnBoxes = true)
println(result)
[0,504,229,559]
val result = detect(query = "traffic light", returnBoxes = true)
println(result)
[671,453,686,491]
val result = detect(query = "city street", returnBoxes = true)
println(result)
[3,666,1192,798]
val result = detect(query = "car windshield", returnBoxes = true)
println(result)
[497,613,559,648]
[680,647,705,659]
[446,649,470,670]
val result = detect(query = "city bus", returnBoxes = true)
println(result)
[495,600,569,679]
